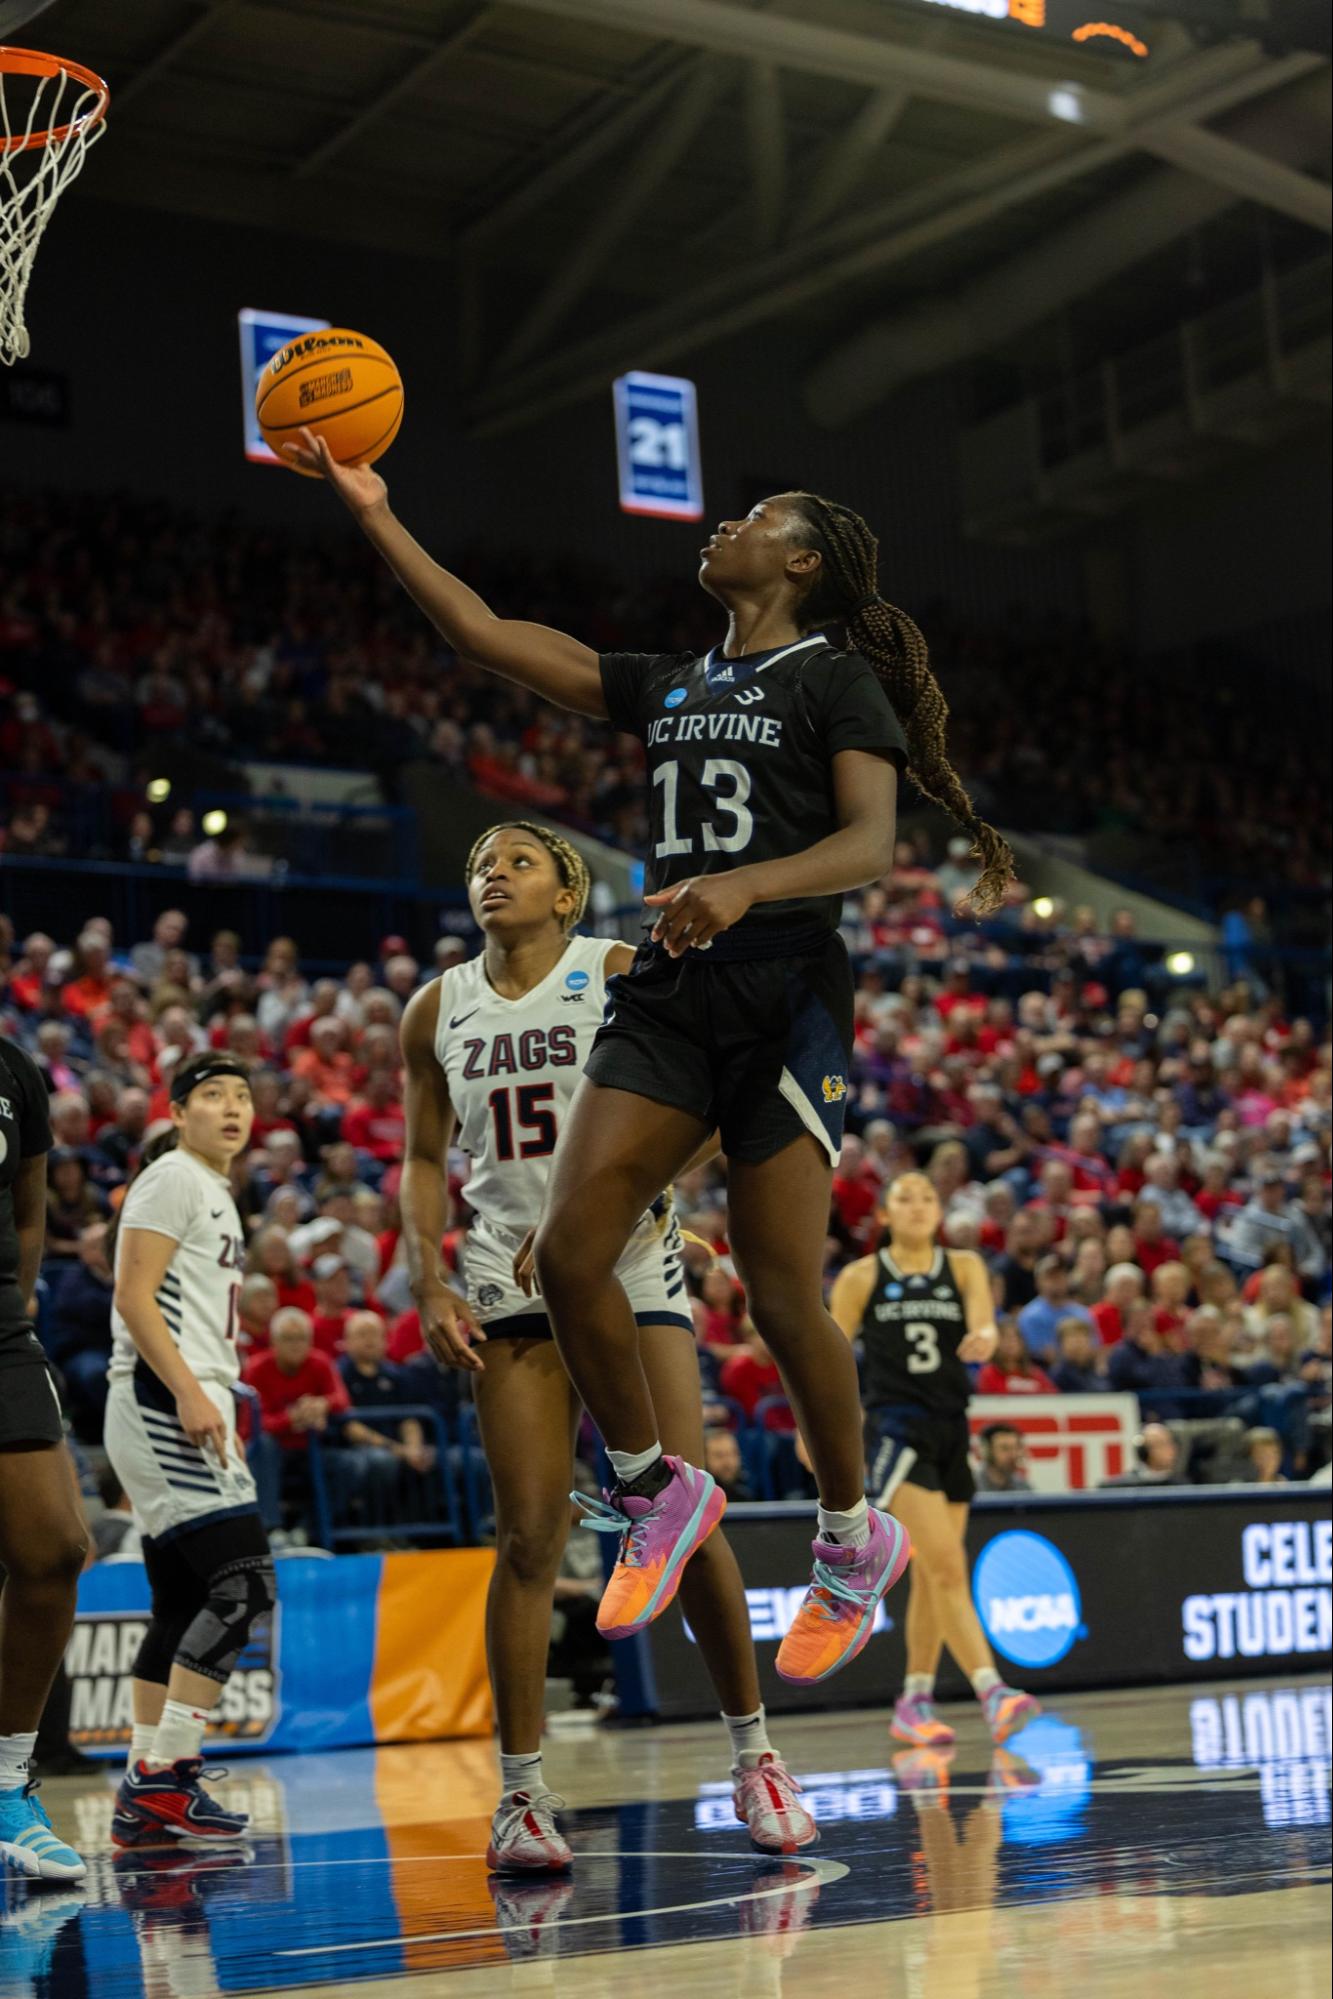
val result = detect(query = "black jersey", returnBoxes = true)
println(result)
[599,636,907,948]
[859,1245,974,1417]
[0,1037,52,1344]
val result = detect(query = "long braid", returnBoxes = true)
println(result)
[466,820,592,929]
[787,491,1014,915]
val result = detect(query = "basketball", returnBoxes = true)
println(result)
[254,326,403,475]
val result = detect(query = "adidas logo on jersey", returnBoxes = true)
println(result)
[821,1074,848,1104]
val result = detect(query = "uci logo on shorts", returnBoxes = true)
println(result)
[821,1074,847,1104]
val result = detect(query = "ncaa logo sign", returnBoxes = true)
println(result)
[973,1531,1084,1670]
[564,970,590,991]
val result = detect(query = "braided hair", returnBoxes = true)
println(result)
[466,820,592,931]
[784,491,1014,915]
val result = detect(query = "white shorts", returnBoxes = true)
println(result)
[464,1213,692,1335]
[105,1376,259,1544]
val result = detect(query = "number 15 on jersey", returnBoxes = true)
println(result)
[613,371,704,521]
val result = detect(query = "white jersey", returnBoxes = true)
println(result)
[109,1147,247,1391]
[436,936,660,1240]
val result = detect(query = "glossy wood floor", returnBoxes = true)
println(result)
[6,1675,1329,1999]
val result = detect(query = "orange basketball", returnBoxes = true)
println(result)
[255,327,403,475]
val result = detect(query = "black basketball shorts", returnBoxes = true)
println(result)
[0,1325,66,1448]
[865,1403,976,1507]
[584,932,854,1166]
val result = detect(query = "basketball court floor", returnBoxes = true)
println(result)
[4,1673,1328,1997]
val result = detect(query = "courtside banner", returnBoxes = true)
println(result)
[68,1548,493,1757]
[635,1488,1332,1718]
[968,1393,1140,1491]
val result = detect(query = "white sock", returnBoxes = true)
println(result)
[0,1730,37,1789]
[150,1698,212,1767]
[606,1443,664,1484]
[971,1668,1001,1698]
[817,1497,871,1548]
[904,1674,935,1700]
[500,1750,548,1799]
[723,1706,774,1768]
[129,1722,158,1772]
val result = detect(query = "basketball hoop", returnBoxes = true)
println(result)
[0,46,109,365]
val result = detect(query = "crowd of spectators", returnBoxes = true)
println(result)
[6,824,1329,1544]
[2,490,1328,904]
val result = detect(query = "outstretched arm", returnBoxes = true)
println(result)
[285,430,607,719]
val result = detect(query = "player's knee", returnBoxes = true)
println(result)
[9,1524,88,1589]
[496,1517,567,1587]
[532,1223,585,1302]
[177,1555,277,1683]
[926,1547,969,1595]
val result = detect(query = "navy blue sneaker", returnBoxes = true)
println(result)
[111,1759,249,1848]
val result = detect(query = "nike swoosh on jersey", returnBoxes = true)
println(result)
[210,1208,225,1218]
[450,1010,480,1029]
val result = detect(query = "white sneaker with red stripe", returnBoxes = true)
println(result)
[485,1790,573,1874]
[732,1754,819,1855]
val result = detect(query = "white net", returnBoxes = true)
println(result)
[0,56,107,365]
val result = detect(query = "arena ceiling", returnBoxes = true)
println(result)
[22,0,1333,431]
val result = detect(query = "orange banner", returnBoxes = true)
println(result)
[369,1548,495,1743]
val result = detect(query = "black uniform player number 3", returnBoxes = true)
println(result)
[654,758,754,858]
[905,1321,942,1373]
[488,1083,558,1161]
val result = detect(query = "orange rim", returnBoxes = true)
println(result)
[0,46,110,157]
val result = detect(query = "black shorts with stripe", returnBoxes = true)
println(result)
[865,1403,975,1506]
[0,1325,65,1448]
[583,931,854,1166]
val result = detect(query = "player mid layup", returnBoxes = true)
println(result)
[105,1052,276,1847]
[294,429,1013,1686]
[402,820,816,1871]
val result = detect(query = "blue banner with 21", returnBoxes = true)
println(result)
[613,370,704,520]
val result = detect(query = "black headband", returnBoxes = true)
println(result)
[169,1057,252,1105]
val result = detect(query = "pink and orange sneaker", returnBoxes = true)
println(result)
[890,1692,957,1747]
[981,1684,1041,1743]
[775,1509,911,1686]
[574,1455,726,1641]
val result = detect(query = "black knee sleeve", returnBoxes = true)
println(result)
[135,1539,209,1686]
[175,1555,277,1685]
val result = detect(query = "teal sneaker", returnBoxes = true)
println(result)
[0,1780,88,1882]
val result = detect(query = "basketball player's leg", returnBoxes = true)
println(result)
[639,1325,757,1715]
[533,1080,709,1454]
[0,1436,88,1881]
[639,1319,818,1851]
[473,1336,582,1756]
[0,1440,88,1737]
[889,1483,992,1680]
[727,1137,865,1510]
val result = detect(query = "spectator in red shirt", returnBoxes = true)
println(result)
[60,930,115,1019]
[1093,1261,1146,1346]
[696,1268,749,1362]
[8,931,55,1011]
[237,1274,279,1358]
[1195,1153,1244,1222]
[244,1308,349,1451]
[290,1015,363,1107]
[342,1072,407,1164]
[309,1253,363,1356]
[934,959,986,1023]
[247,1222,317,1314]
[1132,1200,1181,1279]
[976,1321,1056,1396]
[1151,1260,1192,1339]
[719,1330,792,1428]
[831,1135,880,1249]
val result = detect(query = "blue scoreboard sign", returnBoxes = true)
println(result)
[239,307,330,465]
[613,370,704,521]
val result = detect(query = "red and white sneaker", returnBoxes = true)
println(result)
[111,1760,248,1849]
[485,1790,573,1875]
[732,1754,819,1856]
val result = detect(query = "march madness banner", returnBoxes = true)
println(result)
[69,1548,494,1757]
